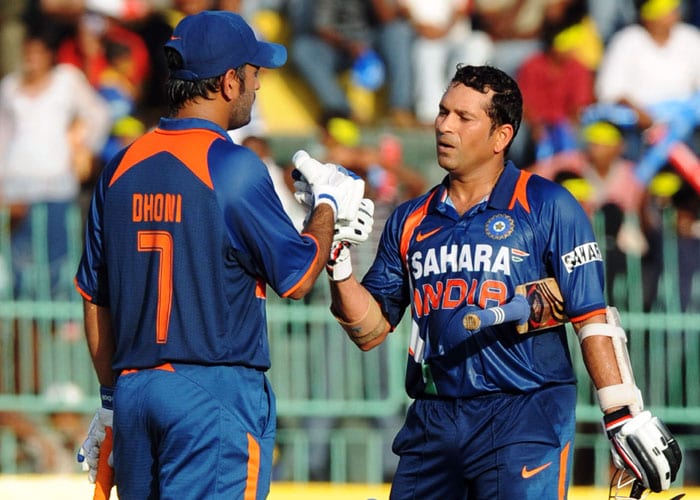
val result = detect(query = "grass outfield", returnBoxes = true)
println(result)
[0,476,695,499]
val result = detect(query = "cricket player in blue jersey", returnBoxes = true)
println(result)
[73,11,367,499]
[317,65,681,499]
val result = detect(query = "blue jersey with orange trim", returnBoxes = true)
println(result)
[363,162,607,399]
[75,117,319,371]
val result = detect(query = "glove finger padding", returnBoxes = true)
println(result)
[292,150,365,221]
[293,180,314,208]
[606,410,682,492]
[327,241,353,281]
[334,198,374,244]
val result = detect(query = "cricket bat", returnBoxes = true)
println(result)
[93,426,114,500]
[462,277,568,334]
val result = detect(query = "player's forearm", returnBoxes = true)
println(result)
[291,204,335,299]
[83,300,118,387]
[576,315,625,412]
[580,335,623,389]
[329,276,372,321]
[330,278,391,350]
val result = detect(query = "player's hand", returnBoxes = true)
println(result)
[334,198,374,245]
[77,386,114,483]
[604,407,682,493]
[292,150,364,221]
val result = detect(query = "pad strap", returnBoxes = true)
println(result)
[577,322,626,343]
[597,383,643,412]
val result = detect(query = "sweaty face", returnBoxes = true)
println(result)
[228,64,260,130]
[434,83,498,175]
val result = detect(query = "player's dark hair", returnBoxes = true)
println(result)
[163,47,247,116]
[450,64,523,151]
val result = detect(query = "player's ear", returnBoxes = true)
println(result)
[221,69,241,100]
[492,123,514,154]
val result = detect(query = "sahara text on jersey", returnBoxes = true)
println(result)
[410,243,514,280]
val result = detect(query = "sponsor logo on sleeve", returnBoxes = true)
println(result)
[561,242,602,273]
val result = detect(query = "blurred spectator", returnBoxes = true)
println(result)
[472,0,548,167]
[0,1,28,76]
[0,20,110,298]
[672,180,700,310]
[595,0,700,182]
[314,113,426,210]
[689,0,700,27]
[56,12,150,98]
[290,0,414,125]
[37,0,152,21]
[241,135,307,231]
[95,36,149,164]
[516,19,595,168]
[100,114,146,164]
[400,0,493,126]
[472,0,548,78]
[129,0,214,122]
[596,0,700,128]
[587,0,636,42]
[532,121,663,308]
[543,0,604,71]
[373,0,416,127]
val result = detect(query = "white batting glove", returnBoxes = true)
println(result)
[603,408,682,493]
[327,198,374,281]
[77,386,114,483]
[327,241,353,281]
[334,198,374,244]
[292,150,365,221]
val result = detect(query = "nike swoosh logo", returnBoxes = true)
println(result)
[521,462,552,479]
[416,227,442,242]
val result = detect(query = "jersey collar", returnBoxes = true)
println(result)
[158,117,232,142]
[431,160,522,214]
[487,161,523,210]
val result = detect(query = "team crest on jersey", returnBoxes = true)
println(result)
[485,214,514,240]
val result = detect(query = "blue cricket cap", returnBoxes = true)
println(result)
[165,10,287,81]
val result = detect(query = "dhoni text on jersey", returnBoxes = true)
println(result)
[132,193,183,223]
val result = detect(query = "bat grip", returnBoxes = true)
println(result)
[462,295,530,331]
[93,426,114,500]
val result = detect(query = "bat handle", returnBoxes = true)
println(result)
[462,295,530,331]
[93,426,114,500]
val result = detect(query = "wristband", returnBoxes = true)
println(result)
[100,385,114,410]
[315,194,338,219]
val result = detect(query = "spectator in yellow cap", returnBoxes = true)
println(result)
[536,119,663,307]
[595,0,700,183]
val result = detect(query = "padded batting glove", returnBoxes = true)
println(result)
[327,241,353,281]
[77,385,114,483]
[327,198,375,281]
[603,407,682,493]
[292,150,365,222]
[333,198,374,244]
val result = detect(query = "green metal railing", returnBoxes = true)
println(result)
[1,203,699,486]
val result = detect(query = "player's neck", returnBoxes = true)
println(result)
[447,164,504,215]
